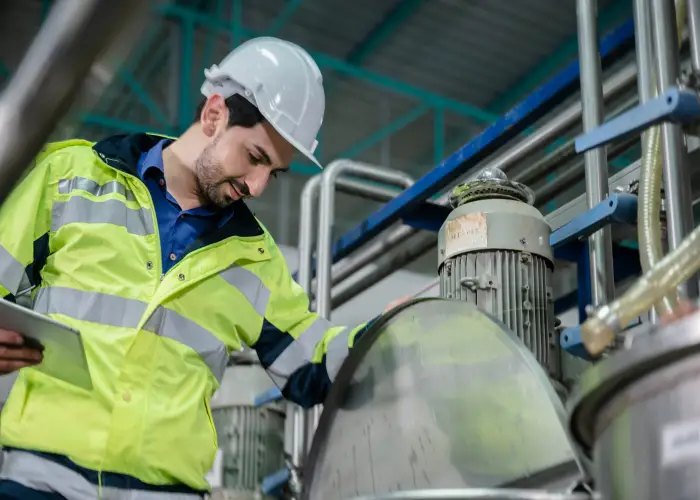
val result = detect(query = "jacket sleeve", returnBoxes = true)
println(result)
[248,240,378,409]
[0,156,53,301]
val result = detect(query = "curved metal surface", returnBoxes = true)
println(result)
[303,299,583,500]
[345,488,594,500]
[0,0,147,201]
[567,309,700,500]
[568,308,700,455]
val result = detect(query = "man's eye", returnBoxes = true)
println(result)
[248,153,261,165]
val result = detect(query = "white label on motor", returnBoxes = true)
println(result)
[444,212,488,259]
[662,420,700,466]
[205,448,224,488]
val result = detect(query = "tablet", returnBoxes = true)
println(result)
[0,299,92,390]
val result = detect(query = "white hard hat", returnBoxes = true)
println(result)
[201,37,325,168]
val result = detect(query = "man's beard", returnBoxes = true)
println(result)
[193,143,240,208]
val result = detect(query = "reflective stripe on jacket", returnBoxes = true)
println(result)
[0,134,371,491]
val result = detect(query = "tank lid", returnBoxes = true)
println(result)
[449,167,536,208]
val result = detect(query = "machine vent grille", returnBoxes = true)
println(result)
[439,250,556,375]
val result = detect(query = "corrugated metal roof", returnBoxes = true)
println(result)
[1,0,636,274]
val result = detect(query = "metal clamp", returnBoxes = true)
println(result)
[574,87,700,154]
[561,318,643,360]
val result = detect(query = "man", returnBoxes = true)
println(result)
[0,37,389,499]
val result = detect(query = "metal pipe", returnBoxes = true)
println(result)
[536,136,640,207]
[323,60,639,315]
[0,0,147,201]
[289,175,322,476]
[292,166,412,469]
[313,162,413,443]
[336,178,401,203]
[688,0,700,70]
[652,0,698,299]
[482,61,637,175]
[635,0,657,102]
[634,0,661,325]
[330,225,417,286]
[331,232,438,309]
[514,95,639,187]
[317,161,414,320]
[577,0,615,307]
[311,63,638,309]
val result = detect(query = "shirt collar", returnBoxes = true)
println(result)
[137,138,172,180]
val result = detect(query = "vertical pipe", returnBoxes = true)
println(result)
[290,176,322,473]
[634,0,662,325]
[688,0,700,70]
[317,162,414,320]
[634,0,656,103]
[576,0,616,307]
[315,162,413,434]
[652,0,698,299]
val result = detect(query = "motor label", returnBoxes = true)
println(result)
[444,212,488,259]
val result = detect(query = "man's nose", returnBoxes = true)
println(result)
[246,171,271,198]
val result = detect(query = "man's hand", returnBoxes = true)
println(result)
[660,301,697,326]
[0,329,43,375]
[383,295,412,314]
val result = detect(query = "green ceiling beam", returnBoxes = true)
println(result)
[487,0,633,114]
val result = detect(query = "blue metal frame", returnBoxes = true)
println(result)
[550,193,638,251]
[325,19,636,263]
[262,467,290,497]
[575,87,700,153]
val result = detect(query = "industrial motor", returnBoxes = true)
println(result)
[437,167,558,377]
[208,350,286,500]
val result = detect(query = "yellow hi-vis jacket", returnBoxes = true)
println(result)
[0,134,372,491]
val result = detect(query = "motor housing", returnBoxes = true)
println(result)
[437,167,558,377]
[208,351,286,500]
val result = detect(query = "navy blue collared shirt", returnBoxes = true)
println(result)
[137,139,235,274]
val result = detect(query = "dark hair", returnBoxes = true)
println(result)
[194,94,265,128]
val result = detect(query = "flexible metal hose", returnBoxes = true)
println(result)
[638,0,687,316]
[582,0,688,355]
[583,219,700,355]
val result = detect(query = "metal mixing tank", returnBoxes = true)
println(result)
[569,308,700,500]
[302,298,585,500]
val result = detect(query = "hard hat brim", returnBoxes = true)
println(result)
[265,118,323,170]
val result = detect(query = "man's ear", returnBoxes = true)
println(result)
[201,94,228,137]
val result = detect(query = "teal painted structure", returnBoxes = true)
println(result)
[3,0,639,185]
[80,1,500,175]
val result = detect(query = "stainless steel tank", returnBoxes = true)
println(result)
[303,299,585,500]
[569,308,700,500]
[437,168,557,378]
